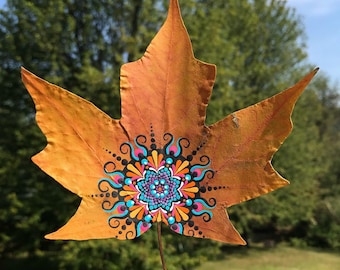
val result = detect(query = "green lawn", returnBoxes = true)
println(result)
[196,246,340,270]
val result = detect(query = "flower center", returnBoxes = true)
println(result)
[151,179,169,197]
[136,166,182,212]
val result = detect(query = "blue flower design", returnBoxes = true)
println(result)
[137,166,182,212]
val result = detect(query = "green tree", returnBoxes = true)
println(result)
[182,0,307,122]
[305,74,340,249]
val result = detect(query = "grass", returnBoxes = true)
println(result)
[195,246,340,270]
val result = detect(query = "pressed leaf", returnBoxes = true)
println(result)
[22,0,318,244]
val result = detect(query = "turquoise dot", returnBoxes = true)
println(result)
[145,214,152,223]
[160,193,165,198]
[164,185,169,190]
[150,184,156,190]
[151,190,157,195]
[164,190,169,196]
[160,179,166,185]
[186,199,193,206]
[154,180,159,185]
[185,174,191,180]
[126,200,135,208]
[125,178,132,185]
[168,217,175,224]
[166,158,173,164]
[142,159,148,165]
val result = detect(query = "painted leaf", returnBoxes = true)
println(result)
[22,0,318,244]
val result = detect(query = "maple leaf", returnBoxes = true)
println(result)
[22,0,318,245]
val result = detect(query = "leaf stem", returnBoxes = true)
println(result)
[157,222,167,270]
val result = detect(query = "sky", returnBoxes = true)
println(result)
[0,0,339,85]
[286,0,340,85]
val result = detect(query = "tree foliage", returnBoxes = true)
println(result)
[1,0,339,269]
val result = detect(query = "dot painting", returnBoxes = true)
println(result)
[94,130,216,239]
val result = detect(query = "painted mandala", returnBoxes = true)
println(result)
[93,131,216,238]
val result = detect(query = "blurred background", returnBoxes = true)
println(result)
[0,0,339,269]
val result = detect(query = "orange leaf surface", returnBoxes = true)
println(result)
[22,0,318,244]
